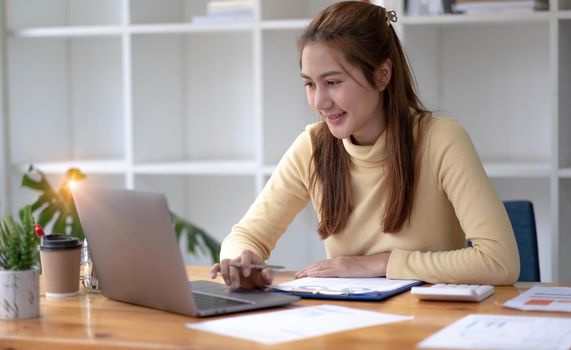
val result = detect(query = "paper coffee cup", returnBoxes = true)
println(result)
[40,235,82,298]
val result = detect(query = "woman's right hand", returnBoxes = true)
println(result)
[209,250,274,290]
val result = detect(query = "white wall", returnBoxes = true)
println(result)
[0,3,8,216]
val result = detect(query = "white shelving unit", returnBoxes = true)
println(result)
[0,0,569,280]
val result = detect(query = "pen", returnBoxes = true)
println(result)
[230,263,285,270]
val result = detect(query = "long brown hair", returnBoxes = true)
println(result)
[299,1,430,238]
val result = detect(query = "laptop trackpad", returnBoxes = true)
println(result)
[191,280,279,302]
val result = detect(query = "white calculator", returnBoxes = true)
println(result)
[411,284,495,302]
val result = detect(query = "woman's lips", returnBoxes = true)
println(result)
[324,111,346,125]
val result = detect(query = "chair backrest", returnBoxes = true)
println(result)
[503,200,541,282]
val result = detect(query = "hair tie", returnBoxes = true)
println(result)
[386,10,398,24]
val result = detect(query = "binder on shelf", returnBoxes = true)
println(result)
[452,0,549,13]
[271,277,422,301]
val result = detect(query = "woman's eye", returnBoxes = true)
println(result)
[304,82,315,88]
[327,80,340,86]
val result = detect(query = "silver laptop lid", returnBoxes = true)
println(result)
[71,185,197,316]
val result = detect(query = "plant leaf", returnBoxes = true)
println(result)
[21,167,85,240]
[19,166,221,264]
[171,212,220,263]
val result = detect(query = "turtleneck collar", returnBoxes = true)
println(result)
[342,129,387,165]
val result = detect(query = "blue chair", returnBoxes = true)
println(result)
[466,200,540,282]
[503,200,541,282]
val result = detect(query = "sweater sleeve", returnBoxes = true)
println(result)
[387,120,520,285]
[219,130,313,261]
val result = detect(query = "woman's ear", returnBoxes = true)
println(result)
[375,59,392,91]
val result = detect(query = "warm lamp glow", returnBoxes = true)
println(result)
[68,180,78,189]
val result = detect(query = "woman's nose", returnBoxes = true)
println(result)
[314,87,333,111]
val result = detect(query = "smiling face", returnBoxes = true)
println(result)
[301,42,387,146]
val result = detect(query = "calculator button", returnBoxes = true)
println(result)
[411,284,495,302]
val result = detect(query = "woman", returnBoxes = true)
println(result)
[210,1,519,289]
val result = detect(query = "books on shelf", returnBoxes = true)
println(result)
[406,0,453,16]
[192,0,254,24]
[405,0,548,16]
[452,0,549,13]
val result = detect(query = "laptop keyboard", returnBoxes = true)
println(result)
[192,292,251,310]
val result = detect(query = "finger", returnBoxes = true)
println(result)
[247,270,269,289]
[295,264,318,278]
[295,261,323,278]
[306,268,334,277]
[219,260,231,286]
[237,277,255,290]
[210,263,220,279]
[304,262,338,277]
[299,264,332,278]
[229,258,243,289]
[294,266,307,277]
[294,263,316,278]
[261,268,274,285]
[240,251,253,278]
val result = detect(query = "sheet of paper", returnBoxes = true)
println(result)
[271,277,419,294]
[186,304,412,345]
[419,314,571,350]
[503,286,571,312]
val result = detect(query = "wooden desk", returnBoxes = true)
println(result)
[0,266,568,349]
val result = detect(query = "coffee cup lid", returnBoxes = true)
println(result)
[40,234,82,251]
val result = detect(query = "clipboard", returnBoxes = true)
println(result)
[271,277,423,301]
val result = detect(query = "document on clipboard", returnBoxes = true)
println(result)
[271,277,422,301]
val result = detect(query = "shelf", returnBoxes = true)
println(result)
[5,0,122,29]
[558,168,571,178]
[9,26,124,38]
[15,160,260,176]
[8,36,124,164]
[260,19,310,30]
[401,11,554,26]
[129,22,254,35]
[9,11,570,38]
[404,22,551,163]
[262,29,315,165]
[557,10,571,20]
[483,162,551,178]
[9,24,256,38]
[262,166,276,176]
[16,160,128,174]
[260,0,335,21]
[131,31,255,163]
[133,161,258,175]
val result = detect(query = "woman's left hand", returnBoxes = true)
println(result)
[295,252,391,278]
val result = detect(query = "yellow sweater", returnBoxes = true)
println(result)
[221,117,520,285]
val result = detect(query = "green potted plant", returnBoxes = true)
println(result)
[21,165,221,262]
[0,206,41,319]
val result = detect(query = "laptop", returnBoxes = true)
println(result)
[71,184,299,317]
